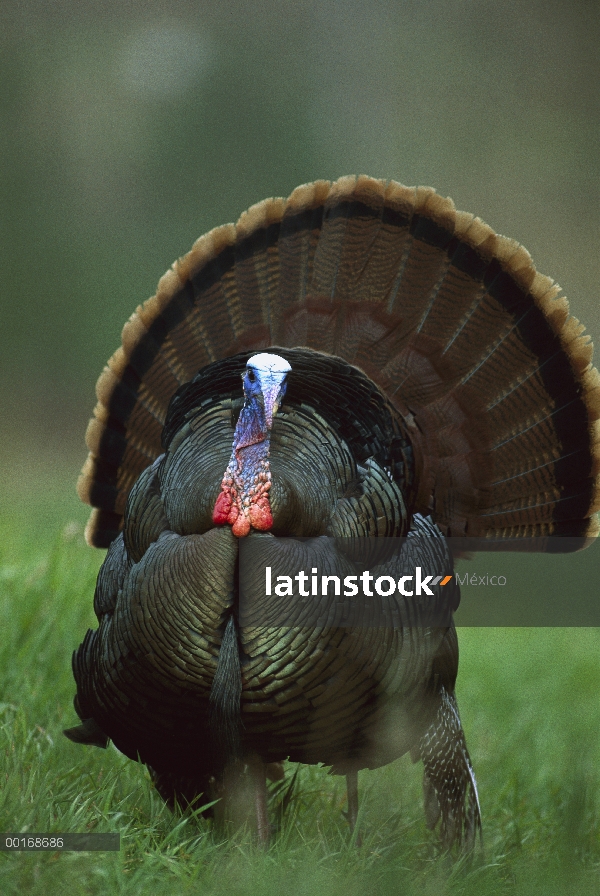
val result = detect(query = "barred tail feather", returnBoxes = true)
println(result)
[77,175,600,549]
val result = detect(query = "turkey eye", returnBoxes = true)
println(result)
[247,370,256,382]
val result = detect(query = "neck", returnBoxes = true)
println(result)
[212,399,274,537]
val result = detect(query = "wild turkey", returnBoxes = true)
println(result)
[65,175,600,849]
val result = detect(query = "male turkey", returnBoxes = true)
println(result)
[65,176,600,849]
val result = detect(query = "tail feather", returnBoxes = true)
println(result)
[323,175,388,307]
[275,180,331,349]
[387,189,456,328]
[78,175,600,549]
[341,180,413,315]
[233,197,284,340]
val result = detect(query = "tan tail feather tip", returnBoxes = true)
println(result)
[353,174,387,207]
[285,179,331,217]
[417,189,456,231]
[236,196,285,241]
[586,515,600,540]
[325,174,361,206]
[121,312,150,356]
[173,224,236,289]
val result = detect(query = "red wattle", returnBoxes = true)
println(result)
[232,514,251,537]
[213,442,274,536]
[248,501,273,531]
[212,490,233,524]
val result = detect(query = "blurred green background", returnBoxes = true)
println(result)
[1,0,598,524]
[1,6,599,889]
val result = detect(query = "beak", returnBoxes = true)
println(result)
[262,381,285,430]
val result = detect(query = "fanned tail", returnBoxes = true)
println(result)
[77,175,600,549]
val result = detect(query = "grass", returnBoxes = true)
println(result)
[0,485,599,895]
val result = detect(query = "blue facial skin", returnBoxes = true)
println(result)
[236,364,288,450]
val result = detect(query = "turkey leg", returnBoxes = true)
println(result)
[249,757,269,847]
[346,771,361,844]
